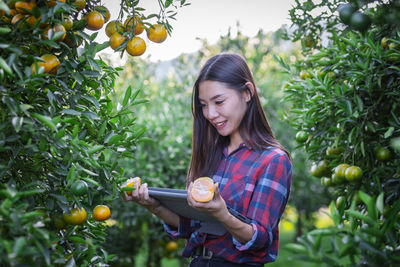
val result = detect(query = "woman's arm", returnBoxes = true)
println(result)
[124,177,179,228]
[187,182,253,243]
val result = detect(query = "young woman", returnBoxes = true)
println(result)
[124,53,292,266]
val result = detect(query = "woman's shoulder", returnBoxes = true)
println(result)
[260,146,288,157]
[258,146,291,165]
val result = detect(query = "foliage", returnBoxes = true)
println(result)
[279,0,400,265]
[0,0,186,266]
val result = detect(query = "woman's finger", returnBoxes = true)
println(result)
[141,183,149,201]
[123,191,131,201]
[213,182,220,200]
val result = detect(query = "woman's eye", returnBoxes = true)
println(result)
[215,100,224,105]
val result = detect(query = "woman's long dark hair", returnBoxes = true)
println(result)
[187,53,290,186]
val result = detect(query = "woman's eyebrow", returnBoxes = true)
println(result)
[199,94,224,102]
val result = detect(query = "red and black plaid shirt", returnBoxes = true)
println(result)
[164,144,292,265]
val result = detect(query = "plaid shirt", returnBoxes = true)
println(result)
[164,144,292,265]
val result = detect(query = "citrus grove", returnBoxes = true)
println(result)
[0,0,187,265]
[278,0,400,265]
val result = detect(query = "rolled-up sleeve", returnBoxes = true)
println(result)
[163,216,202,239]
[233,151,292,250]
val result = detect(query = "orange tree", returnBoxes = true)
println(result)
[0,0,186,266]
[277,0,400,265]
[103,56,194,266]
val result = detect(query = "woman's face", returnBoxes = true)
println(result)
[198,80,250,142]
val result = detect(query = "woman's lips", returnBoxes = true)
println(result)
[214,120,227,130]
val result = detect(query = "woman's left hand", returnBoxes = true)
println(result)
[187,182,229,221]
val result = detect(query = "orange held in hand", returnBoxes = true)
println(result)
[191,177,214,202]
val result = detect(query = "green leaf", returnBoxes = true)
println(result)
[131,89,140,102]
[3,96,19,115]
[11,117,23,133]
[376,192,384,215]
[132,99,149,106]
[52,31,66,41]
[358,191,371,205]
[384,127,394,138]
[81,167,98,177]
[67,235,87,244]
[83,111,100,120]
[61,109,81,116]
[108,134,123,145]
[329,201,340,226]
[360,141,365,157]
[31,113,57,132]
[284,243,308,254]
[95,41,110,53]
[81,176,100,187]
[308,228,335,236]
[87,145,104,154]
[123,86,132,107]
[71,72,84,84]
[345,210,375,225]
[11,237,27,259]
[165,0,173,8]
[0,56,13,76]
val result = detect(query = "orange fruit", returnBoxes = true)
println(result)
[94,6,110,23]
[334,163,350,180]
[47,0,65,7]
[31,54,60,74]
[10,9,17,16]
[63,207,87,225]
[15,1,36,14]
[74,0,86,11]
[52,214,67,229]
[11,13,25,25]
[86,10,104,31]
[126,37,146,56]
[344,166,362,182]
[121,177,141,196]
[191,177,214,202]
[109,31,126,50]
[25,15,37,26]
[62,16,73,30]
[147,24,167,43]
[105,20,123,37]
[92,205,111,221]
[300,70,312,79]
[165,241,178,252]
[44,23,66,41]
[381,37,388,49]
[124,16,144,35]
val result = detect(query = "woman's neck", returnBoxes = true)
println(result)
[228,134,244,154]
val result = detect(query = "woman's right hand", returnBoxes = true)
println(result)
[123,177,160,210]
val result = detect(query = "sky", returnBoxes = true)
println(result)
[100,0,296,62]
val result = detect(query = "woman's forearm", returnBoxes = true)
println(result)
[145,205,180,228]
[217,210,253,244]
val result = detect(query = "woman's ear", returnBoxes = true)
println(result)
[244,82,255,102]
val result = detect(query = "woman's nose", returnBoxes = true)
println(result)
[205,105,218,120]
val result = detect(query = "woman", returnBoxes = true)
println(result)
[124,53,292,266]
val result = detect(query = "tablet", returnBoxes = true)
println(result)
[148,187,252,236]
[148,187,217,222]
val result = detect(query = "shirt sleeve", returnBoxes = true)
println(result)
[163,216,202,239]
[232,150,292,251]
